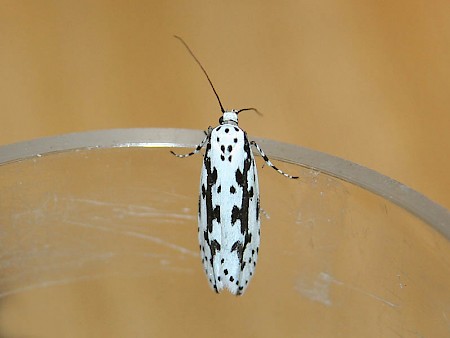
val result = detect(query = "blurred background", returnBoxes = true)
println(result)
[0,1,448,209]
[0,1,449,337]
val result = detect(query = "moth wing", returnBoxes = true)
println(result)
[197,127,260,295]
[198,140,223,293]
[217,133,260,295]
[235,148,260,295]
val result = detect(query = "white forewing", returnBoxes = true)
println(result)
[198,123,260,295]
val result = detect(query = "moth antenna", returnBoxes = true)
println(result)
[237,107,263,116]
[174,35,225,113]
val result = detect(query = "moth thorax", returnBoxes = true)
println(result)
[221,111,239,125]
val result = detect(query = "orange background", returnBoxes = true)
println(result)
[0,1,449,337]
[0,1,448,210]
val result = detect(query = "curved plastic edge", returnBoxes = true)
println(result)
[0,128,449,240]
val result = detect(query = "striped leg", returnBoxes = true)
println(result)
[250,141,299,179]
[171,127,212,158]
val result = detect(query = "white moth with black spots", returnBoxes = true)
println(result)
[171,36,298,295]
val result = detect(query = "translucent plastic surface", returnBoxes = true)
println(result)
[0,129,449,337]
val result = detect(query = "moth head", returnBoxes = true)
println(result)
[220,110,239,125]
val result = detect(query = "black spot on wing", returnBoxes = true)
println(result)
[256,197,260,221]
[231,241,244,263]
[231,205,242,227]
[201,184,207,199]
[209,167,217,185]
[210,240,221,258]
[213,205,221,224]
[245,232,252,246]
[235,168,244,186]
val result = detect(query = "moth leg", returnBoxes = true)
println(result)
[170,127,212,158]
[250,141,299,179]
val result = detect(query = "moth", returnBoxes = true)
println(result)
[171,36,298,295]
